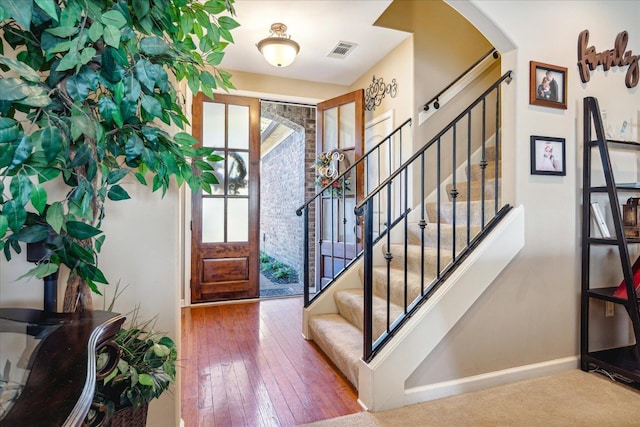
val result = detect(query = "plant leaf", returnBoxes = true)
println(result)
[138,373,155,387]
[0,56,40,83]
[3,0,33,29]
[107,184,130,201]
[0,215,8,238]
[88,21,104,42]
[46,202,64,233]
[140,37,169,56]
[45,26,79,38]
[141,95,162,119]
[3,200,27,232]
[103,25,121,48]
[0,117,20,144]
[40,126,63,162]
[101,10,127,29]
[66,221,102,239]
[173,132,198,146]
[85,264,108,284]
[132,0,150,18]
[106,169,128,185]
[34,263,59,279]
[35,0,58,21]
[14,224,49,243]
[11,135,33,168]
[218,16,240,31]
[30,184,47,214]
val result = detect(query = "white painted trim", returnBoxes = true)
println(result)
[404,356,579,405]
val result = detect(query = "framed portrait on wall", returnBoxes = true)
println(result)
[529,61,568,109]
[530,135,566,176]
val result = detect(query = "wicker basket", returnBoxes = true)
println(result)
[106,403,148,427]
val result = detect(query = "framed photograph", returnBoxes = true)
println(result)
[529,61,567,109]
[530,135,566,176]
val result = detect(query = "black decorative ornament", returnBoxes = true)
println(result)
[364,76,398,111]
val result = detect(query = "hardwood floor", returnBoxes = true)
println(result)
[180,297,362,426]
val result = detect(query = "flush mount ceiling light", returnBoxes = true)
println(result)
[256,23,300,67]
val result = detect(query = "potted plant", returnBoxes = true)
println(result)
[0,0,239,312]
[86,307,177,427]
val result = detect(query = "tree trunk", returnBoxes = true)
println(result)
[63,274,94,312]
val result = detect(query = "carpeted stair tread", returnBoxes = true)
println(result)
[372,265,431,308]
[467,160,501,181]
[445,178,498,202]
[426,200,498,226]
[406,222,481,250]
[308,313,362,388]
[385,243,452,276]
[335,289,404,341]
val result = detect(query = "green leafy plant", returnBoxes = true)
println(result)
[273,266,293,280]
[89,308,177,424]
[0,0,239,311]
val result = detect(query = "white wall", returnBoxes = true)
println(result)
[407,0,640,387]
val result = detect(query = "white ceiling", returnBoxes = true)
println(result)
[220,0,411,86]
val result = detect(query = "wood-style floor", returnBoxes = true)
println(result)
[180,297,362,426]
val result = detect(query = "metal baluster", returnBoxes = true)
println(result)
[451,124,457,262]
[437,138,441,278]
[362,199,374,362]
[494,86,501,216]
[481,97,487,228]
[403,167,409,312]
[303,205,310,306]
[420,152,426,296]
[385,181,393,332]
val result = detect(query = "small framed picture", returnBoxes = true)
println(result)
[530,135,566,176]
[529,61,567,109]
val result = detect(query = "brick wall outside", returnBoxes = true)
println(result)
[260,103,316,285]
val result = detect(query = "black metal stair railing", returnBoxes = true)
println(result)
[356,71,513,362]
[296,118,413,307]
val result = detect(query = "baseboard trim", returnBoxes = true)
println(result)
[404,356,579,406]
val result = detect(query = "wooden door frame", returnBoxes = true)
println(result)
[190,92,261,303]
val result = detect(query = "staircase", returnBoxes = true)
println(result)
[308,147,500,389]
[297,71,524,411]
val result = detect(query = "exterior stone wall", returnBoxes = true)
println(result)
[260,102,316,284]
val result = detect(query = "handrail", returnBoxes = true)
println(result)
[422,48,499,112]
[356,70,512,214]
[295,117,412,216]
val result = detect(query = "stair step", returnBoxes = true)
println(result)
[445,178,498,202]
[335,288,404,341]
[426,200,498,226]
[308,313,362,388]
[407,222,482,250]
[371,265,431,308]
[385,244,452,276]
[467,160,501,181]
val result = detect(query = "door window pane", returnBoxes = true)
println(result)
[202,198,224,242]
[210,150,225,195]
[202,102,225,148]
[321,199,337,240]
[228,105,249,149]
[323,106,338,151]
[227,151,249,195]
[339,102,355,149]
[228,198,249,242]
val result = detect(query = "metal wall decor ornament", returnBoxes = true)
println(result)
[365,76,398,111]
[577,29,639,89]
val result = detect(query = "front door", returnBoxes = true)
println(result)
[316,90,364,286]
[191,93,260,303]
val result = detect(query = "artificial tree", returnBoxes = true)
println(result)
[0,0,238,311]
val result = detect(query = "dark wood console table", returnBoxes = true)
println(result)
[0,308,124,426]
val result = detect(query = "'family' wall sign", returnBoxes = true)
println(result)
[577,29,639,89]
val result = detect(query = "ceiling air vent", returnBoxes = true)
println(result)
[327,41,358,59]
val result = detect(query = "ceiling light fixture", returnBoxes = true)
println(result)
[257,23,300,68]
